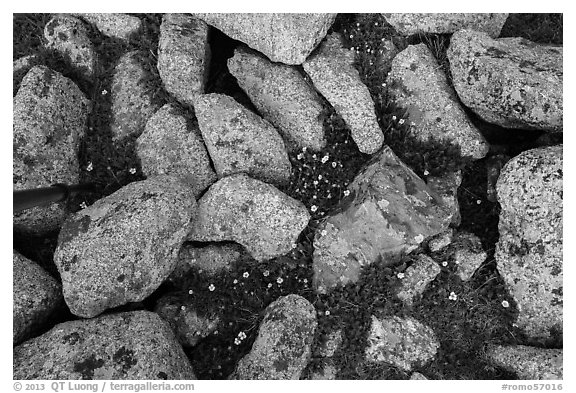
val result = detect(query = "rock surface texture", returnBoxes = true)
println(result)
[228,47,326,152]
[54,176,197,318]
[486,344,562,380]
[13,251,62,345]
[382,13,508,37]
[313,147,450,293]
[72,13,142,41]
[188,174,310,262]
[13,66,89,235]
[495,145,563,341]
[396,254,441,306]
[303,33,384,154]
[448,30,563,132]
[231,294,317,379]
[194,13,336,65]
[387,43,488,159]
[158,14,210,108]
[13,311,196,379]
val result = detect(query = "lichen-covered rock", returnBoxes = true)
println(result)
[193,93,291,187]
[13,66,89,235]
[410,372,429,380]
[231,294,317,379]
[136,103,217,198]
[426,170,463,226]
[13,251,62,345]
[110,51,161,141]
[54,176,197,318]
[228,46,326,152]
[13,311,195,379]
[387,44,488,159]
[382,13,508,38]
[308,361,339,380]
[194,13,336,65]
[428,228,454,253]
[13,55,41,94]
[396,254,441,306]
[486,344,562,380]
[313,147,450,293]
[168,243,245,287]
[44,15,98,81]
[495,145,562,341]
[315,330,343,358]
[365,315,439,372]
[158,14,210,108]
[188,174,310,262]
[303,33,384,154]
[451,231,487,281]
[72,13,142,41]
[154,293,220,348]
[448,30,563,132]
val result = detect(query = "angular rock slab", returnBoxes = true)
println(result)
[111,51,161,141]
[495,145,563,341]
[426,170,463,226]
[13,251,62,345]
[448,30,563,132]
[387,43,488,159]
[451,231,487,281]
[54,176,197,318]
[44,15,98,81]
[231,294,317,379]
[365,315,439,372]
[303,33,384,154]
[188,174,310,262]
[158,14,210,108]
[194,93,291,187]
[486,344,562,380]
[396,254,441,306]
[313,146,450,293]
[13,311,196,379]
[72,13,142,41]
[136,103,217,198]
[194,13,336,65]
[228,46,326,152]
[13,54,41,94]
[13,66,89,235]
[382,13,508,38]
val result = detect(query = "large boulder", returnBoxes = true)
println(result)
[486,344,562,380]
[13,66,89,235]
[312,147,450,293]
[387,43,488,159]
[110,51,161,141]
[13,251,63,345]
[72,13,142,41]
[194,93,292,187]
[13,55,41,95]
[228,46,326,152]
[194,13,336,65]
[188,174,310,262]
[382,13,508,38]
[158,14,210,108]
[495,145,562,341]
[231,294,317,379]
[54,176,197,318]
[13,311,195,379]
[448,30,563,132]
[303,33,384,154]
[136,103,217,198]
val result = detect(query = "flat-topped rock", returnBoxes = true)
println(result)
[486,344,562,380]
[396,254,441,306]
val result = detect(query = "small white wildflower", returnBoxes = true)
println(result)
[129,168,136,174]
[181,305,186,311]
[311,205,318,212]
[233,279,238,284]
[398,119,405,125]
[381,82,386,87]
[292,243,297,249]
[101,89,108,95]
[476,200,482,205]
[502,300,510,308]
[349,34,353,39]
[423,170,430,176]
[238,331,247,340]
[79,202,88,209]
[277,277,284,284]
[325,310,330,316]
[313,180,318,185]
[356,22,360,27]
[303,278,308,283]
[188,289,193,295]
[321,155,329,164]
[302,147,307,152]
[263,270,270,277]
[392,115,397,121]
[321,230,327,236]
[442,261,448,267]
[297,153,303,160]
[86,162,93,172]
[343,190,350,197]
[410,121,416,126]
[243,272,249,278]
[312,195,317,199]
[312,154,317,159]
[208,284,215,292]
[318,175,323,180]
[267,283,273,288]
[332,162,337,168]
[375,22,379,26]
[234,338,241,345]
[397,272,405,279]
[449,292,458,301]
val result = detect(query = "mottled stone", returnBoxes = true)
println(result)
[365,315,439,372]
[13,251,62,345]
[13,311,195,379]
[313,146,450,293]
[452,231,487,281]
[13,66,89,235]
[387,44,488,159]
[303,33,384,154]
[308,361,338,380]
[428,228,454,253]
[495,146,562,341]
[231,295,317,379]
[136,103,217,198]
[486,344,562,380]
[193,93,291,187]
[396,254,441,306]
[410,372,429,380]
[72,13,142,41]
[54,176,197,318]
[382,13,508,38]
[188,174,310,262]
[228,46,326,152]
[158,14,210,108]
[194,13,336,65]
[315,330,343,358]
[13,55,41,94]
[448,30,563,132]
[426,170,463,226]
